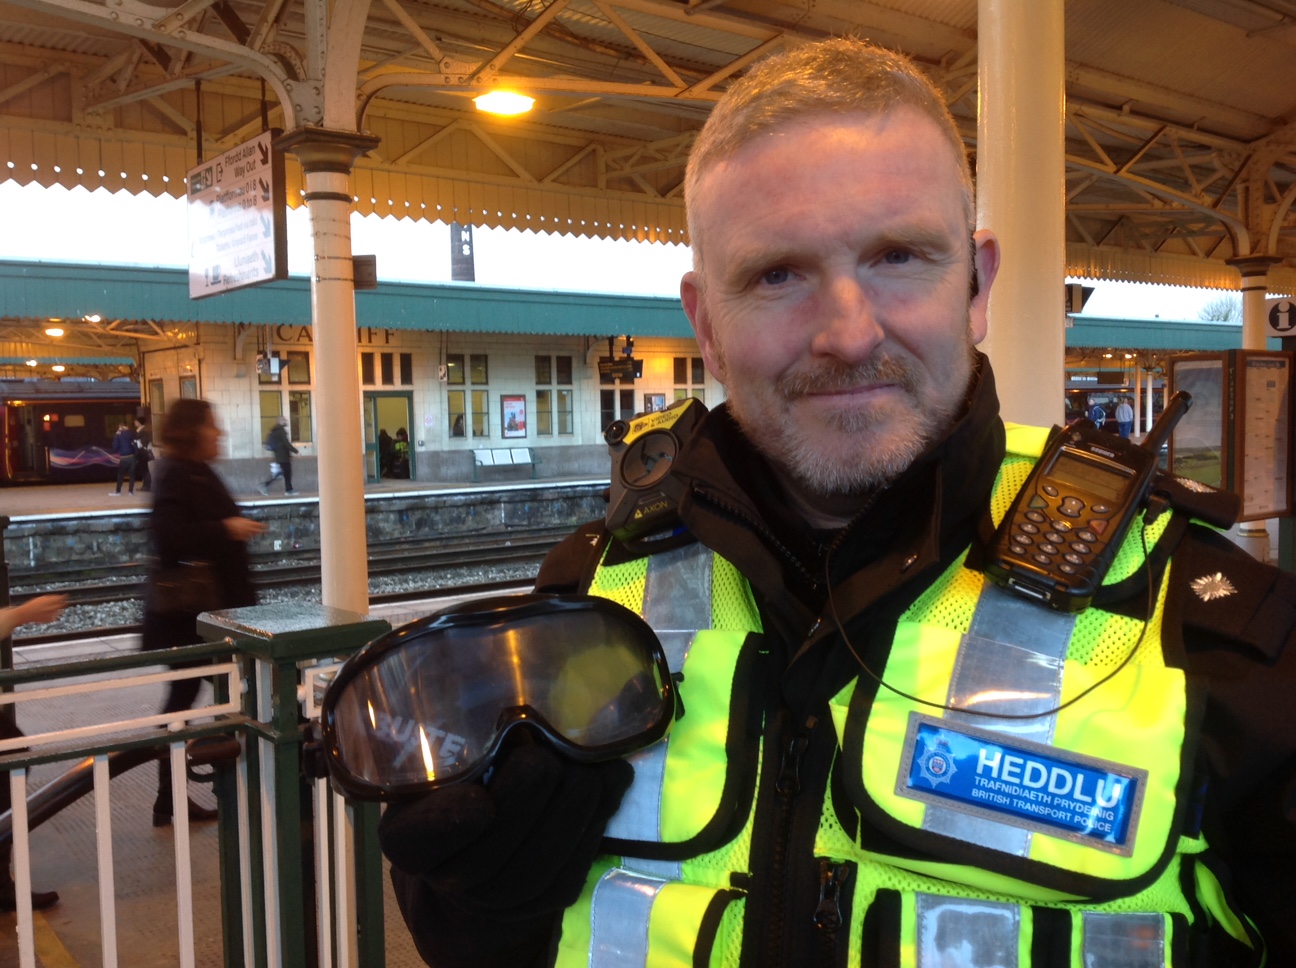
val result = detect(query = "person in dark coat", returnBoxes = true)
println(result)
[259,416,299,495]
[132,415,154,492]
[143,399,265,826]
[109,421,137,495]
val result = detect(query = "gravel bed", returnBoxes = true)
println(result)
[8,562,538,641]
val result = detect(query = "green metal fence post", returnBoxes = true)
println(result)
[199,604,389,968]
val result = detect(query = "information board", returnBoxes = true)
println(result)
[187,130,287,299]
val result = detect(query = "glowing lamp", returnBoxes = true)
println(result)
[473,91,535,116]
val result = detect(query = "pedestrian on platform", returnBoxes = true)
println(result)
[376,37,1296,968]
[1,593,67,912]
[258,416,299,495]
[133,415,154,492]
[109,421,137,495]
[1115,396,1134,438]
[144,399,265,826]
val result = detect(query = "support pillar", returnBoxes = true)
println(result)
[1134,366,1143,437]
[1228,255,1282,350]
[274,128,380,614]
[976,0,1067,426]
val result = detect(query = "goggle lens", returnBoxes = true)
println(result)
[322,595,673,798]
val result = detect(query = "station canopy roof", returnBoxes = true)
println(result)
[4,1,1296,295]
[0,258,692,335]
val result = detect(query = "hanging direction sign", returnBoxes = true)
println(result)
[187,130,287,299]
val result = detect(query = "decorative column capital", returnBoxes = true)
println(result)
[274,127,381,175]
[1225,254,1285,279]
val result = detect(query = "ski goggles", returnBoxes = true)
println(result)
[320,593,675,800]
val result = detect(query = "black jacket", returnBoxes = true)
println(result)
[403,357,1296,964]
[265,423,298,464]
[141,458,257,650]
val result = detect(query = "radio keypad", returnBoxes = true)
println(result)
[1009,484,1116,577]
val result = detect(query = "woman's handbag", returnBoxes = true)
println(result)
[150,560,222,615]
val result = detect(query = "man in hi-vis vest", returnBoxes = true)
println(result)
[378,39,1296,968]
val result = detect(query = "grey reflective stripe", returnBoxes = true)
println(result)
[915,893,1020,968]
[1082,911,1167,968]
[587,544,713,968]
[921,582,1078,854]
[588,869,667,968]
[604,542,711,843]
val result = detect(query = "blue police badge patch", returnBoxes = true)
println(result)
[898,713,1147,856]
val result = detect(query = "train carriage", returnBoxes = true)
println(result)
[1,379,142,484]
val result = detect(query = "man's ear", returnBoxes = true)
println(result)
[681,271,725,381]
[968,229,1000,345]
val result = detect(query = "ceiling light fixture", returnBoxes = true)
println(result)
[473,91,535,116]
[45,326,64,338]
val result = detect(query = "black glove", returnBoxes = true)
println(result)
[379,739,634,920]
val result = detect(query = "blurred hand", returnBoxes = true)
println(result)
[223,516,267,542]
[378,741,633,919]
[0,594,69,638]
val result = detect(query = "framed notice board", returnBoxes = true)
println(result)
[1169,350,1293,521]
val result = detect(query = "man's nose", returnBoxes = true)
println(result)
[808,274,885,363]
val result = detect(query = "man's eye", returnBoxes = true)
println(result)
[760,267,791,286]
[882,249,912,265]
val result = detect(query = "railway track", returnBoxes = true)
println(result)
[7,525,570,643]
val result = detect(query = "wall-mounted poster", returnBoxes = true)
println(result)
[644,393,666,412]
[502,395,527,438]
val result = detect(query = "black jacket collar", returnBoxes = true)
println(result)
[671,353,1006,660]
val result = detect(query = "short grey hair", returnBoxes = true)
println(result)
[684,38,973,270]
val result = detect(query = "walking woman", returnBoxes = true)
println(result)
[143,399,265,825]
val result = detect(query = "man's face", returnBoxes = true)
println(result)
[681,110,999,506]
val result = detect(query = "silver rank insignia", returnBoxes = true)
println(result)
[1190,571,1237,602]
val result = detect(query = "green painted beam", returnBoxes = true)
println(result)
[0,260,693,337]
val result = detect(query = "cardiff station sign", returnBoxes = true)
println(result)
[187,130,287,299]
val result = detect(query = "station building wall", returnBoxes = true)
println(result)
[138,321,720,490]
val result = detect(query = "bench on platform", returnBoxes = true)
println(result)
[472,446,538,481]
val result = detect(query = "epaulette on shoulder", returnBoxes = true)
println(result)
[1167,523,1296,663]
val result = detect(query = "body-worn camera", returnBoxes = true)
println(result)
[604,397,707,544]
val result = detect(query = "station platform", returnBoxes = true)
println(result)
[2,473,609,521]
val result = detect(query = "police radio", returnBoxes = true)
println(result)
[984,391,1192,613]
[604,397,707,543]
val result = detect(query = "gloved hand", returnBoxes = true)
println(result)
[378,738,634,920]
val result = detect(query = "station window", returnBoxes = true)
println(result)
[445,354,465,385]
[360,351,413,387]
[180,376,197,399]
[288,391,313,442]
[445,354,490,437]
[471,389,489,437]
[600,389,635,431]
[535,354,574,436]
[149,379,165,414]
[260,350,314,444]
[259,390,283,444]
[448,390,466,437]
[674,355,706,404]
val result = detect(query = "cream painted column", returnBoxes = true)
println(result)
[1228,255,1281,350]
[976,0,1066,426]
[275,128,380,613]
